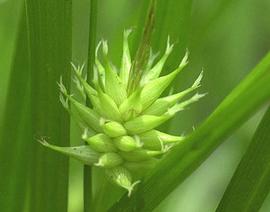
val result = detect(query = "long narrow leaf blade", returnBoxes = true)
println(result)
[216,107,270,212]
[0,7,31,211]
[25,0,72,211]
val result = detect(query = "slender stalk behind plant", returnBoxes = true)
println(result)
[25,0,72,211]
[84,0,98,211]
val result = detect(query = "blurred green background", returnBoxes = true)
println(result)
[1,0,270,211]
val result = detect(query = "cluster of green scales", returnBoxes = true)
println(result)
[40,30,204,196]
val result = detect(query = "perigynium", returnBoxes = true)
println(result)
[39,30,205,196]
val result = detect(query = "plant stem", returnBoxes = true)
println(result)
[84,0,97,211]
[127,0,156,94]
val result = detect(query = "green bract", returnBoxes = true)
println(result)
[40,31,205,195]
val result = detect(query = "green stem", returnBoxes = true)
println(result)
[109,52,270,211]
[127,0,156,94]
[84,0,97,211]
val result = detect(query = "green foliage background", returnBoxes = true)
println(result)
[1,0,270,211]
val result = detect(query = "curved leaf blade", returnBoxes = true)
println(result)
[217,107,270,212]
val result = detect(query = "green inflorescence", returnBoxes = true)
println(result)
[40,30,205,196]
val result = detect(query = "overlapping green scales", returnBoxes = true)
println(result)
[42,34,204,195]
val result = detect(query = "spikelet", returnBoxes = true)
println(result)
[40,33,205,196]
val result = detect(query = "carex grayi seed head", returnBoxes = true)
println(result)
[39,0,205,195]
[39,30,205,196]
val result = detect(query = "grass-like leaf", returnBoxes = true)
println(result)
[109,52,270,212]
[25,0,72,211]
[0,7,31,211]
[216,106,270,212]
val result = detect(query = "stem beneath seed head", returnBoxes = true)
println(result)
[127,0,156,95]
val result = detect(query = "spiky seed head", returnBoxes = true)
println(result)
[40,32,205,195]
